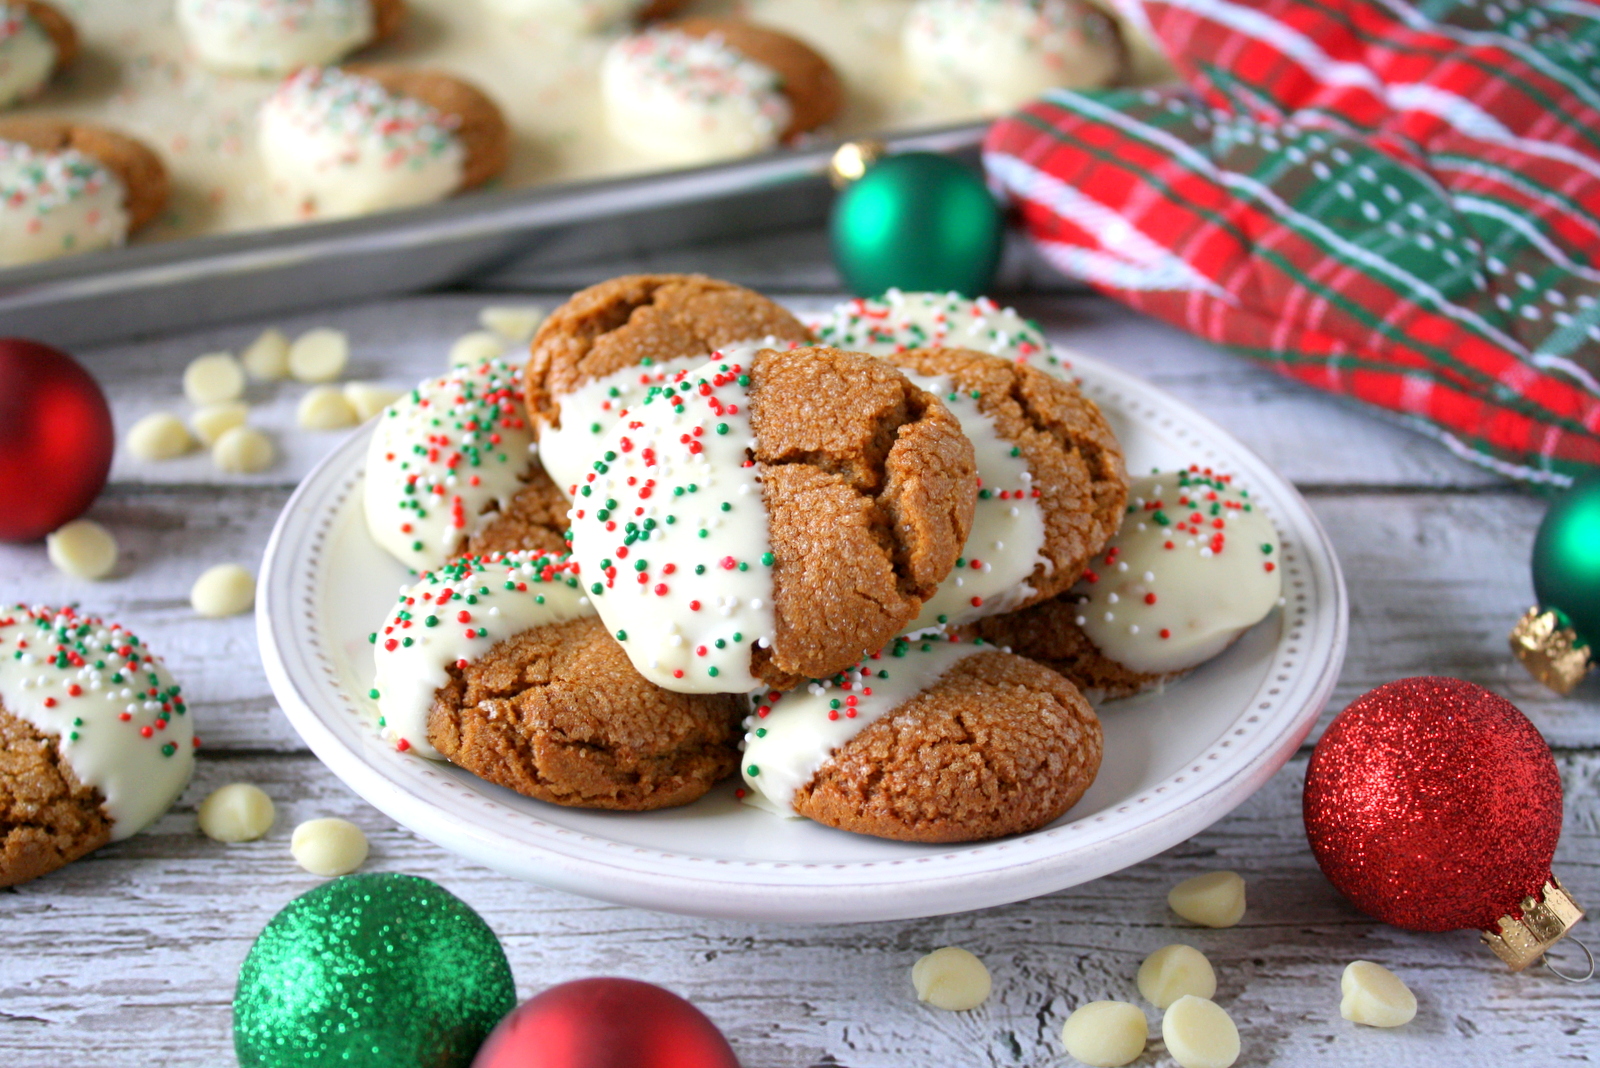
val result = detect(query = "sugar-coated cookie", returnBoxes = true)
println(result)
[812,289,1069,375]
[177,0,405,76]
[741,639,1102,843]
[0,118,168,266]
[0,605,196,887]
[0,1,76,108]
[483,0,688,33]
[602,18,842,165]
[902,0,1124,114]
[886,347,1126,633]
[258,65,507,221]
[567,345,976,693]
[966,468,1283,697]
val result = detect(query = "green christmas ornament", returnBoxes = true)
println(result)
[829,147,1004,299]
[234,873,516,1068]
[1511,472,1600,694]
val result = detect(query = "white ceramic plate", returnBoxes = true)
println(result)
[258,352,1347,923]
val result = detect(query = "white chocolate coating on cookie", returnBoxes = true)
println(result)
[0,606,195,841]
[370,552,592,759]
[178,0,377,76]
[0,140,129,266]
[258,66,465,221]
[0,5,57,107]
[566,348,777,694]
[483,0,647,32]
[740,636,987,815]
[1072,469,1281,676]
[363,359,535,572]
[811,290,1067,375]
[601,28,793,166]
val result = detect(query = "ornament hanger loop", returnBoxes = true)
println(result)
[1543,937,1594,984]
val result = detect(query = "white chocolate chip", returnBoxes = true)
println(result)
[191,401,250,446]
[479,305,546,342]
[1340,961,1417,1028]
[241,328,291,381]
[1060,1001,1147,1067]
[343,381,404,421]
[183,352,246,405]
[288,328,350,383]
[1137,945,1216,1009]
[126,412,195,461]
[1162,997,1239,1068]
[1169,871,1247,928]
[46,519,118,580]
[449,330,505,368]
[190,563,256,617]
[213,425,276,474]
[291,817,369,876]
[297,385,358,430]
[911,946,991,1011]
[198,783,275,842]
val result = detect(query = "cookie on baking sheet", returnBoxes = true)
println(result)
[258,64,508,222]
[178,0,405,76]
[566,345,977,694]
[0,118,169,266]
[885,347,1126,633]
[965,468,1283,698]
[0,606,196,887]
[741,639,1102,843]
[526,273,811,495]
[0,0,77,108]
[601,17,843,165]
[483,0,690,32]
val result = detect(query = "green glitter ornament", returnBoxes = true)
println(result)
[234,873,516,1068]
[1511,472,1600,694]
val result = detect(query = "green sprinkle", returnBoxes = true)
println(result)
[716,423,729,435]
[761,552,775,566]
[1261,543,1274,554]
[425,616,439,627]
[720,502,732,512]
[369,688,380,699]
[746,764,760,777]
[708,666,720,677]
[616,630,628,641]
[591,583,605,595]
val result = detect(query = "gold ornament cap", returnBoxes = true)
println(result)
[1481,876,1585,971]
[829,140,886,189]
[1510,606,1594,695]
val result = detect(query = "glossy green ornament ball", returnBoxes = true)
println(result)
[234,873,516,1068]
[1532,471,1600,645]
[830,152,1004,299]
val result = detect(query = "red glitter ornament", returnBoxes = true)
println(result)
[0,338,114,542]
[471,978,740,1068]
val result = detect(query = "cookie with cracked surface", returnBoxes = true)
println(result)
[466,462,573,559]
[961,591,1168,699]
[0,706,111,887]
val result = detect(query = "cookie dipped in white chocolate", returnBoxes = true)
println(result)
[0,140,129,266]
[1073,468,1281,675]
[258,66,465,221]
[566,347,777,694]
[369,553,592,759]
[741,636,988,815]
[601,27,792,166]
[484,0,648,32]
[178,0,377,76]
[812,290,1069,375]
[363,358,535,572]
[0,4,57,108]
[0,605,195,840]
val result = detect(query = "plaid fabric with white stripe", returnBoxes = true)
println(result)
[983,0,1600,485]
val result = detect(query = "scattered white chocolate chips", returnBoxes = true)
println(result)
[449,330,504,368]
[191,401,250,446]
[288,328,350,383]
[213,425,276,474]
[1162,996,1239,1068]
[198,783,276,842]
[126,411,195,461]
[343,381,403,421]
[291,817,369,877]
[1137,944,1217,1010]
[183,352,246,405]
[911,946,992,1011]
[191,563,256,617]
[241,328,291,381]
[46,519,118,580]
[479,304,545,342]
[1060,1000,1147,1067]
[1340,961,1417,1028]
[1169,871,1247,929]
[297,385,358,430]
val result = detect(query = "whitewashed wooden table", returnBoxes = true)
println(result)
[2,256,1596,1066]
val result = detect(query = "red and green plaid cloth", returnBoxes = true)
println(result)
[983,0,1600,485]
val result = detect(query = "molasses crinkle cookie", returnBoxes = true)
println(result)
[0,119,168,266]
[0,606,196,887]
[812,289,1069,374]
[0,1,76,108]
[742,638,1102,843]
[483,0,688,32]
[602,18,842,165]
[567,345,976,693]
[178,0,405,76]
[258,65,508,221]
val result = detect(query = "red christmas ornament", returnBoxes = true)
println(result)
[471,978,740,1068]
[1304,677,1583,969]
[0,338,115,542]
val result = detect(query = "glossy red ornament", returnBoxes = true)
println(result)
[1303,676,1563,932]
[471,978,740,1068]
[0,338,115,542]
